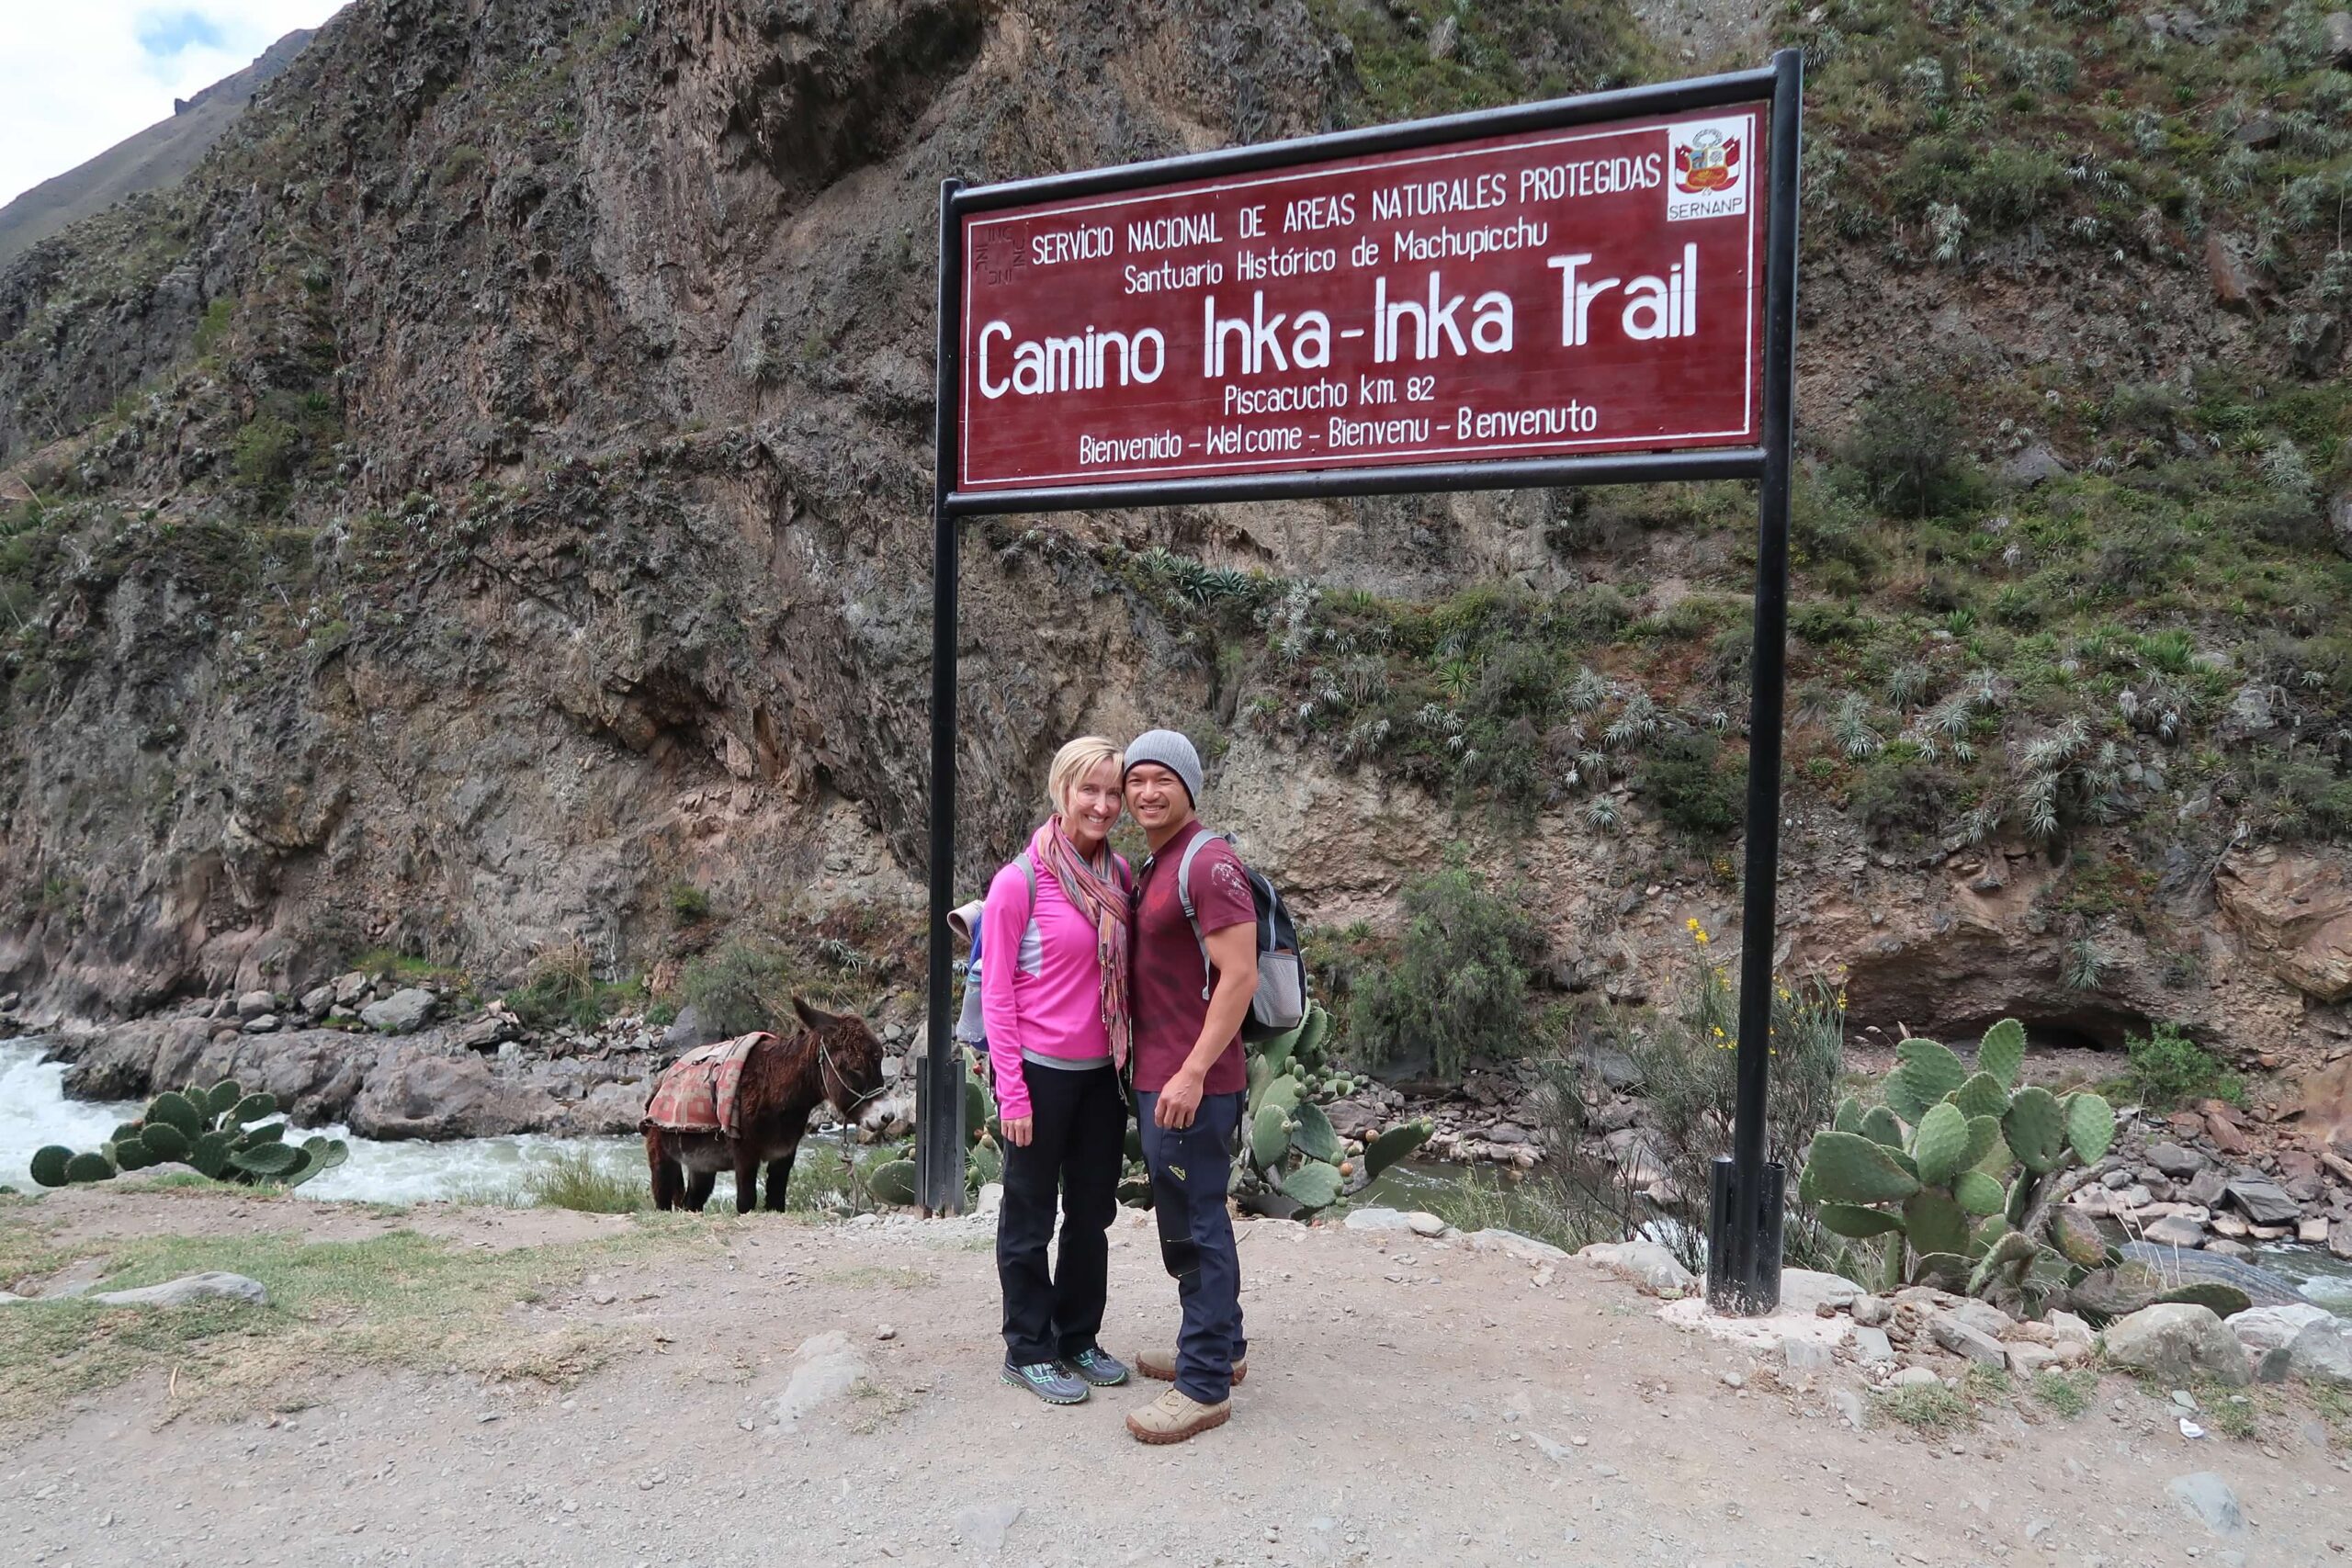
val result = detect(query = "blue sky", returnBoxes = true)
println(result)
[0,3,345,210]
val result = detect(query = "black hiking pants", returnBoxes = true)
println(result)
[996,1059,1125,1367]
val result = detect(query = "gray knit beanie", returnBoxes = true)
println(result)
[1123,728,1204,807]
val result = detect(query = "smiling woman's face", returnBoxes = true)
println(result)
[1060,755,1124,849]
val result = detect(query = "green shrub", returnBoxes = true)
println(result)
[2122,1023,2243,1109]
[1642,732,1744,840]
[1350,865,1546,1079]
[679,940,809,1035]
[232,416,299,491]
[667,882,713,920]
[1841,377,1977,518]
[524,1149,648,1212]
[1848,750,1959,843]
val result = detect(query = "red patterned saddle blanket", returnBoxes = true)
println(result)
[641,1032,771,1135]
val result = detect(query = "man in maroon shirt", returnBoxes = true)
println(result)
[1120,728,1260,1445]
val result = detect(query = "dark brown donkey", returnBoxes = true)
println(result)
[643,998,887,1213]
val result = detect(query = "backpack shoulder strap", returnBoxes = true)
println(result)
[1172,830,1228,1002]
[1016,851,1038,910]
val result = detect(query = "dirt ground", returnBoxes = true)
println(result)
[3,1190,2349,1568]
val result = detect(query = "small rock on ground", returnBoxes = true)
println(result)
[89,1272,270,1308]
[2166,1472,2244,1537]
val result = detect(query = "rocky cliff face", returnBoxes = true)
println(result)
[4,0,2351,1125]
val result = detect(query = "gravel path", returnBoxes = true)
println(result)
[4,1193,2349,1567]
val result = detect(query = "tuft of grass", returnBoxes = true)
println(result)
[2121,1023,2245,1109]
[1878,1381,1976,1434]
[524,1149,649,1213]
[2031,1368,2097,1417]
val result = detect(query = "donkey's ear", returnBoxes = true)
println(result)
[791,996,835,1032]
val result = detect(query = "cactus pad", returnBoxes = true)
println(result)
[1974,1018,2026,1088]
[1804,1131,1923,1205]
[145,1090,202,1138]
[2003,1087,2066,1173]
[28,1145,74,1188]
[865,1159,919,1206]
[1902,1189,1970,1258]
[63,1152,117,1183]
[1949,1071,2009,1120]
[1951,1169,2006,1216]
[230,1143,304,1179]
[229,1092,279,1127]
[2050,1208,2109,1268]
[1288,1101,1342,1166]
[187,1131,232,1179]
[1832,1096,1861,1134]
[1279,1158,1343,1211]
[138,1122,191,1161]
[1250,1105,1291,1171]
[2154,1282,2252,1317]
[202,1080,243,1119]
[1886,1038,1968,1122]
[2064,1091,2115,1164]
[967,1142,1002,1187]
[1912,1102,1972,1186]
[1816,1202,1903,1238]
[112,1136,158,1173]
[1859,1105,1905,1148]
[1362,1121,1431,1180]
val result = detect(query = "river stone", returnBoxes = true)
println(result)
[1343,1207,1417,1234]
[663,1003,720,1052]
[2224,1176,2301,1226]
[2226,1303,2335,1354]
[348,1048,560,1138]
[1780,1269,1866,1314]
[91,1271,270,1308]
[1928,1314,2007,1367]
[1851,1325,1894,1366]
[2102,1303,2251,1387]
[333,970,371,1006]
[2147,1142,2206,1179]
[234,988,277,1021]
[2141,1214,2207,1248]
[2166,1472,2244,1537]
[1405,1211,1449,1237]
[1576,1239,1694,1294]
[240,1012,282,1035]
[1461,1229,1569,1263]
[298,984,335,1016]
[360,987,438,1034]
[1889,1366,1941,1388]
[2185,1168,2231,1207]
[2289,1318,2352,1387]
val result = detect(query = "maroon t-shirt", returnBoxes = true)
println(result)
[1131,820,1256,1095]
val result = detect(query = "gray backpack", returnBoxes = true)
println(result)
[1170,832,1306,1043]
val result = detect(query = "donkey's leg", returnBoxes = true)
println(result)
[684,1168,718,1212]
[764,1143,800,1212]
[647,1138,676,1211]
[734,1143,762,1216]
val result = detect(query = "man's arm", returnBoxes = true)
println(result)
[1152,921,1257,1130]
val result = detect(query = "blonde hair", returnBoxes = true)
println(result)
[1046,735,1125,819]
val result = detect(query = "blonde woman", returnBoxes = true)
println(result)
[982,736,1135,1404]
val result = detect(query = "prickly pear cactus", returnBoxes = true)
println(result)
[1798,1018,2117,1317]
[34,1079,326,1192]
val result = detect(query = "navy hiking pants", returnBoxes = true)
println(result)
[1136,1088,1248,1404]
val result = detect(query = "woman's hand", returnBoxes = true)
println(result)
[1001,1115,1035,1147]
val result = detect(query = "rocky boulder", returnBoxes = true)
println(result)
[360,987,439,1034]
[91,1271,270,1308]
[2215,845,2352,1001]
[2289,1316,2352,1387]
[1574,1239,1694,1295]
[2225,1303,2335,1354]
[348,1048,560,1139]
[2101,1303,2252,1386]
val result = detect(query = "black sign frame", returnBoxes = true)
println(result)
[922,51,1804,1315]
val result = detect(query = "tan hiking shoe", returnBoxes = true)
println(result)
[1133,1348,1247,1384]
[1125,1386,1230,1444]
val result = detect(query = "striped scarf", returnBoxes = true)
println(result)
[1033,817,1134,1070]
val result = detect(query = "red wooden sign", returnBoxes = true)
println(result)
[956,105,1769,495]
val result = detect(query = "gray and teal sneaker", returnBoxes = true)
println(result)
[1001,1359,1089,1404]
[1062,1346,1129,1387]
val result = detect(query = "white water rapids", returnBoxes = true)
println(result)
[0,1036,660,1204]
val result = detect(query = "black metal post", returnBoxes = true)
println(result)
[1706,47,1803,1316]
[919,177,968,1216]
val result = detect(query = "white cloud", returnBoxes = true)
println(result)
[0,3,346,209]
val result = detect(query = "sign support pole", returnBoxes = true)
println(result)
[1706,47,1803,1315]
[920,176,969,1217]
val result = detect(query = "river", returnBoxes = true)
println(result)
[3,1035,2349,1314]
